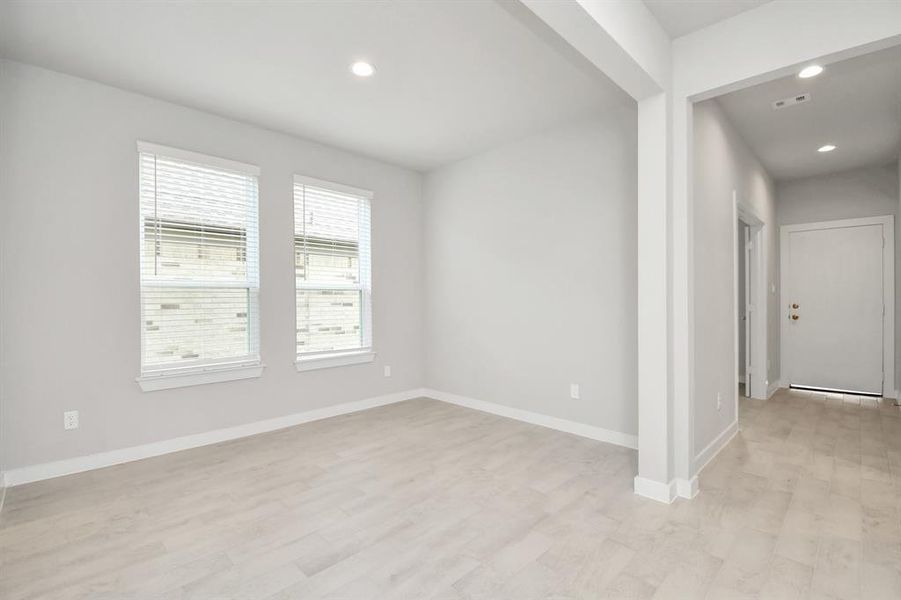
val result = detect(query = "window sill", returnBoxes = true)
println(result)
[137,363,264,392]
[295,350,375,372]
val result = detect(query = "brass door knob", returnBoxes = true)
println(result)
[792,303,799,309]
[791,314,800,320]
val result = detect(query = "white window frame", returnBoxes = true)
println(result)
[136,141,264,391]
[293,174,374,372]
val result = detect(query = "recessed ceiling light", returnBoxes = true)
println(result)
[799,65,823,79]
[350,61,375,77]
[818,144,836,153]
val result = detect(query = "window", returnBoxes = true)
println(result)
[294,175,372,369]
[138,142,261,389]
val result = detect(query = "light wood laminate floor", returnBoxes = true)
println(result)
[1,390,900,599]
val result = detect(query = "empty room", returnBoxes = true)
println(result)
[0,1,900,599]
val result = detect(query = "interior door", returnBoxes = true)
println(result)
[786,223,884,394]
[743,225,752,397]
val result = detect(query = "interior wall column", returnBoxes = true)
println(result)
[670,91,694,495]
[635,91,675,502]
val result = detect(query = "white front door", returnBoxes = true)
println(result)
[785,223,884,394]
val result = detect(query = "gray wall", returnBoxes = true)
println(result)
[0,61,425,471]
[692,99,779,458]
[776,164,900,394]
[423,109,639,436]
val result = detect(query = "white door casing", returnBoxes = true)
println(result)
[780,216,894,396]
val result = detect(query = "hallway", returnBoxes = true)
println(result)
[692,389,901,598]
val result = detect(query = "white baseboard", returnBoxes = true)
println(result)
[422,388,637,450]
[634,475,676,503]
[675,476,698,499]
[692,418,739,477]
[1,388,426,488]
[767,380,781,399]
[1,387,638,490]
[633,476,696,503]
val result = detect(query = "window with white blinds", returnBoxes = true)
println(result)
[294,175,372,360]
[138,142,261,378]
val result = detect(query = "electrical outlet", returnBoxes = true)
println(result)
[64,410,79,430]
[716,393,722,411]
[384,365,391,377]
[570,383,580,400]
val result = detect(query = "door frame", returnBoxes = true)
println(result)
[741,224,751,390]
[733,192,767,404]
[779,215,895,397]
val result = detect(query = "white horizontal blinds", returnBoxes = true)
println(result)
[139,144,260,375]
[294,177,372,357]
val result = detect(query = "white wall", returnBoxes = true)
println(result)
[423,109,638,437]
[0,61,424,471]
[776,165,899,226]
[692,99,778,459]
[776,164,900,393]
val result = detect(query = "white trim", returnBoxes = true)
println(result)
[293,174,373,199]
[675,476,698,499]
[137,364,264,392]
[422,388,637,449]
[767,381,781,399]
[136,141,260,176]
[692,419,739,476]
[633,476,676,503]
[295,350,375,372]
[780,215,894,397]
[1,388,425,487]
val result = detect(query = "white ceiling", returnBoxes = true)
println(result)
[715,45,901,181]
[0,1,630,172]
[643,0,771,38]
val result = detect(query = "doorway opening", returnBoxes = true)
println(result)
[734,193,767,406]
[688,42,901,499]
[738,220,750,400]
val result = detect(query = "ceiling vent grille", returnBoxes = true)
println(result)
[772,93,811,110]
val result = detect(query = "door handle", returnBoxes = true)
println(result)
[791,314,799,320]
[792,303,799,309]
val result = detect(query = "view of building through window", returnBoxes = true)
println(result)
[294,178,372,357]
[139,146,260,374]
[142,218,252,366]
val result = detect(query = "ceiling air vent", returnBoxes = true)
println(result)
[772,93,811,110]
